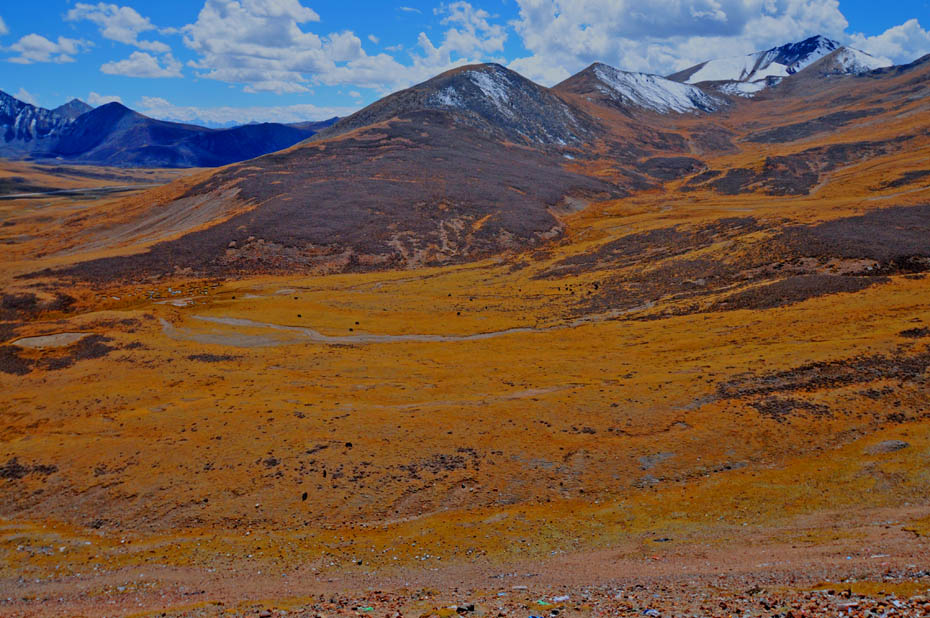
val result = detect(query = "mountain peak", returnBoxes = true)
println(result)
[318,61,599,147]
[52,98,93,121]
[555,62,721,114]
[667,34,883,97]
[764,35,841,74]
[798,46,892,78]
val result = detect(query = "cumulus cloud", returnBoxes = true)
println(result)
[0,16,8,36]
[181,0,330,93]
[14,88,38,106]
[87,92,123,106]
[66,3,171,52]
[508,0,854,83]
[850,19,930,65]
[7,34,91,64]
[101,51,183,78]
[137,95,354,126]
[180,0,507,93]
[436,1,507,58]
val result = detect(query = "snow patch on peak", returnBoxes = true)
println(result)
[686,55,785,84]
[773,35,840,74]
[829,47,892,74]
[717,80,769,98]
[431,86,464,108]
[467,69,514,116]
[593,64,720,114]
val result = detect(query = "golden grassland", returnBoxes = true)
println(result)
[2,170,929,579]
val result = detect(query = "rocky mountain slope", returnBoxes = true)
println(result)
[0,91,89,156]
[41,40,930,283]
[317,63,598,147]
[553,62,721,114]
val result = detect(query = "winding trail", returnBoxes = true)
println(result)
[193,315,547,344]
[158,302,653,348]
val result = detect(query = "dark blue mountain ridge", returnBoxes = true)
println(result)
[0,90,338,168]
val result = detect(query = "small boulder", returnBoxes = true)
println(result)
[865,440,909,455]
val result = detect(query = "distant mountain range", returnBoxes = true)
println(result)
[1,36,890,170]
[55,33,930,283]
[0,90,337,168]
[667,35,889,96]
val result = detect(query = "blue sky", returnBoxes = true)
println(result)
[1,1,928,126]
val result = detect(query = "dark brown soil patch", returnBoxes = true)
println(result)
[0,345,33,375]
[679,169,723,191]
[877,170,930,190]
[689,127,736,153]
[776,204,930,268]
[0,321,21,343]
[0,335,115,374]
[639,157,706,181]
[712,275,886,311]
[0,176,56,196]
[1,293,38,316]
[899,327,930,339]
[690,136,915,196]
[717,350,930,399]
[0,292,75,320]
[70,335,115,362]
[745,109,882,144]
[706,168,757,195]
[749,397,832,422]
[0,457,58,480]
[188,354,241,363]
[537,217,760,279]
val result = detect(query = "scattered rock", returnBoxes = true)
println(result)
[865,440,909,455]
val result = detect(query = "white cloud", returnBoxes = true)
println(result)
[508,55,570,86]
[66,3,170,52]
[14,88,38,106]
[7,34,91,64]
[434,1,507,58]
[137,95,354,126]
[101,51,183,78]
[850,19,930,66]
[508,0,854,84]
[87,92,123,106]
[180,0,508,93]
[0,16,8,36]
[399,7,422,14]
[368,34,379,44]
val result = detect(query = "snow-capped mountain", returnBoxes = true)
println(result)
[805,47,893,77]
[555,63,721,114]
[668,35,890,96]
[319,63,599,147]
[0,90,91,155]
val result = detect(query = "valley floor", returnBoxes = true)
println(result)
[1,158,929,616]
